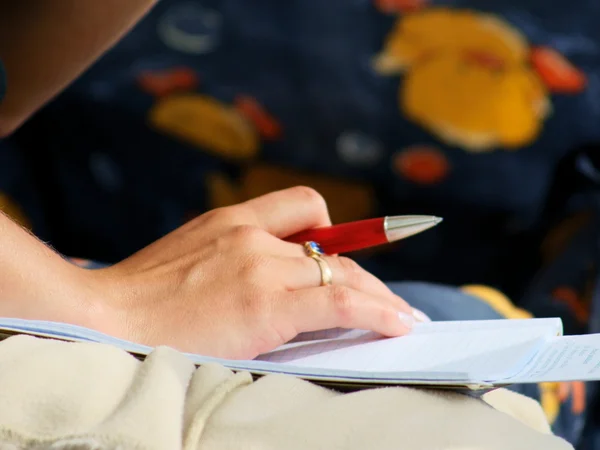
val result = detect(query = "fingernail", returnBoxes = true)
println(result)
[412,308,431,323]
[398,311,415,328]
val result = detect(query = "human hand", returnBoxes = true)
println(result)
[90,187,416,359]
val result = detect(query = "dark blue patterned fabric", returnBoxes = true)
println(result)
[18,0,598,310]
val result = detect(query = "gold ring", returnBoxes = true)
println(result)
[304,242,333,286]
[310,254,333,286]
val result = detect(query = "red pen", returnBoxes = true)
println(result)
[285,215,443,255]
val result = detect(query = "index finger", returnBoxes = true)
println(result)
[242,186,332,238]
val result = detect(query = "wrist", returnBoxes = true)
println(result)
[0,213,121,334]
[56,261,139,341]
[58,262,117,332]
[90,261,161,344]
[0,252,114,332]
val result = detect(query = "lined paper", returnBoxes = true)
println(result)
[509,334,600,383]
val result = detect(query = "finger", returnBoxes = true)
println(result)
[284,286,414,337]
[241,186,332,238]
[242,231,322,257]
[278,255,413,314]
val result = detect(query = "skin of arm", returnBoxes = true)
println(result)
[0,211,112,331]
[0,0,157,136]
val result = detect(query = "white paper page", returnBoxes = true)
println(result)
[287,318,562,344]
[0,317,562,383]
[257,323,553,381]
[506,334,600,383]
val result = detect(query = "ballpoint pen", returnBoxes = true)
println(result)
[285,215,443,255]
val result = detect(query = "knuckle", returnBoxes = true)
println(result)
[337,256,361,273]
[337,257,364,287]
[212,223,263,254]
[230,224,265,245]
[337,257,380,293]
[201,207,225,223]
[291,186,327,208]
[329,286,355,322]
[206,206,249,226]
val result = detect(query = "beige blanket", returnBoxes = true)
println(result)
[0,335,573,450]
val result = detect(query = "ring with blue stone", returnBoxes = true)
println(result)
[303,241,333,286]
[303,241,325,257]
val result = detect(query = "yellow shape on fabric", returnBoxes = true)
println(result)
[148,94,259,160]
[538,382,562,425]
[373,8,529,74]
[206,164,375,225]
[373,7,551,151]
[401,53,548,150]
[461,284,532,319]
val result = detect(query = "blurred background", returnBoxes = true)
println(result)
[3,0,600,309]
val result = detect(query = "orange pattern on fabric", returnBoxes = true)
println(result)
[393,146,450,185]
[552,286,590,324]
[374,0,428,13]
[137,67,200,97]
[541,213,592,263]
[234,95,283,140]
[530,47,587,94]
[559,381,587,415]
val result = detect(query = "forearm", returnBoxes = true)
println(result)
[0,0,157,135]
[0,212,100,326]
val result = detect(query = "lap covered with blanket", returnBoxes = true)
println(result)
[0,333,575,449]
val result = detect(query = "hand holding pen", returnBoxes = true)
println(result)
[84,188,439,359]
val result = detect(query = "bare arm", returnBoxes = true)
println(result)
[0,212,107,329]
[0,0,157,135]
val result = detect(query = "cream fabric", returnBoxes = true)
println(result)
[0,335,573,450]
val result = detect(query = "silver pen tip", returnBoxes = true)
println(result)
[384,215,444,243]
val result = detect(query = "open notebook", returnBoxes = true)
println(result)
[0,316,599,391]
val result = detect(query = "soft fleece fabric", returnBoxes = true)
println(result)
[0,335,572,450]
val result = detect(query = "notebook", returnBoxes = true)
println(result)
[0,316,598,392]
